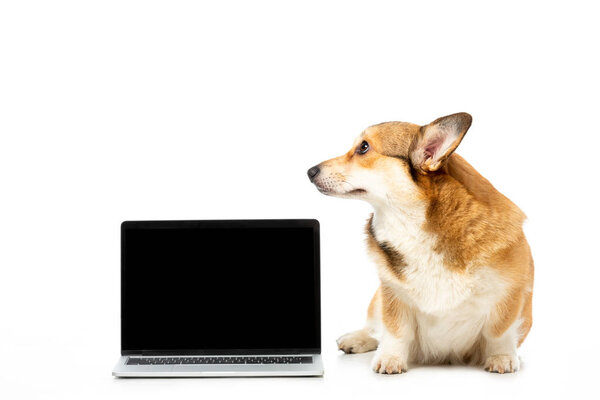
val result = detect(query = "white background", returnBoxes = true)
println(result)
[1,1,599,399]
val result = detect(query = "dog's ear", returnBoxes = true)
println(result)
[410,112,472,173]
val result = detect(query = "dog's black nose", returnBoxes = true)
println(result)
[307,165,320,181]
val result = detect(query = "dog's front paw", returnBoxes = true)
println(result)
[484,354,520,374]
[337,329,378,354]
[371,352,408,374]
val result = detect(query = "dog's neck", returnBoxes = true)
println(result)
[370,195,428,246]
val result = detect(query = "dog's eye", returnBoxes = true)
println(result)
[358,141,369,155]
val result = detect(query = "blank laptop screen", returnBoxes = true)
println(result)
[121,220,320,354]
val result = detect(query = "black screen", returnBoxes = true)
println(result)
[121,220,320,354]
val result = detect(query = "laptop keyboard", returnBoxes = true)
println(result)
[127,356,313,365]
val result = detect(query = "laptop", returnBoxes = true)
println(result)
[112,219,323,377]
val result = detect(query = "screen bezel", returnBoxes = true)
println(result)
[120,219,321,356]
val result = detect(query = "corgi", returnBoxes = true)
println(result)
[307,113,533,374]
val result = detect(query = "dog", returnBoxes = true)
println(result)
[307,113,533,374]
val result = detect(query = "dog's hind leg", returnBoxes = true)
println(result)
[336,287,381,354]
[482,287,526,373]
[483,247,533,373]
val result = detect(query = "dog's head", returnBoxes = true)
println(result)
[307,113,472,207]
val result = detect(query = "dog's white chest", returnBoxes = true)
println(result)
[397,255,476,314]
[371,212,471,313]
[371,211,505,315]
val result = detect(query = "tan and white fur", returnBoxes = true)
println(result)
[307,113,533,374]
